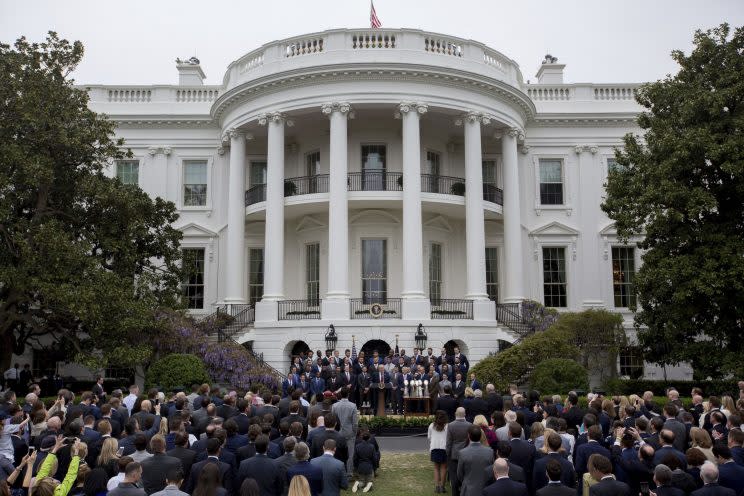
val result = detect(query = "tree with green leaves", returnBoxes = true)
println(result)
[0,32,185,372]
[602,24,744,378]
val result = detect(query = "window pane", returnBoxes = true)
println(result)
[425,151,440,176]
[612,247,636,307]
[482,160,497,185]
[485,247,499,301]
[362,239,387,304]
[184,161,207,206]
[619,347,644,378]
[542,247,567,307]
[250,161,267,185]
[539,159,563,205]
[429,243,442,305]
[306,243,320,305]
[182,248,205,309]
[248,248,264,305]
[116,160,139,185]
[306,152,320,177]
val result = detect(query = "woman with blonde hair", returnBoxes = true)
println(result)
[529,422,546,450]
[287,475,311,496]
[601,400,617,422]
[472,415,496,446]
[95,438,119,477]
[689,427,715,461]
[158,417,168,437]
[721,396,736,418]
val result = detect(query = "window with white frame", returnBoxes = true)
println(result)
[619,347,644,378]
[182,248,205,309]
[183,161,208,206]
[248,248,264,305]
[250,161,267,186]
[116,160,139,185]
[612,246,636,308]
[306,243,320,305]
[539,159,564,205]
[362,239,387,304]
[482,160,497,185]
[429,243,442,304]
[485,247,499,302]
[542,246,567,307]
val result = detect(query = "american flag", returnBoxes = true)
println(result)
[370,0,381,28]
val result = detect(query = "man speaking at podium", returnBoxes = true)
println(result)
[370,364,391,414]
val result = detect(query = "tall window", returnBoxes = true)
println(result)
[361,144,386,191]
[539,159,563,205]
[612,247,636,307]
[429,243,442,304]
[482,160,497,185]
[619,347,644,378]
[183,161,208,206]
[485,247,499,301]
[423,151,441,193]
[542,247,567,307]
[248,248,264,305]
[306,243,320,305]
[362,239,387,304]
[305,152,320,194]
[250,161,267,186]
[182,248,205,309]
[116,160,139,185]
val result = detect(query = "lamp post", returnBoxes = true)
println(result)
[325,324,338,352]
[415,323,427,350]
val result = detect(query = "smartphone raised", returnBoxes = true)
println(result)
[640,482,650,496]
[116,447,124,457]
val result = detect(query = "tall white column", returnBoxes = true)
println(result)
[399,102,430,320]
[463,112,489,301]
[224,129,247,304]
[260,112,286,301]
[502,128,525,303]
[321,102,352,320]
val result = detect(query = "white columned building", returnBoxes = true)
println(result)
[64,28,692,381]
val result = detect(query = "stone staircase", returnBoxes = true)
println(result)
[495,302,536,342]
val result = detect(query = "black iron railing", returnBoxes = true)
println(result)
[215,304,255,342]
[284,175,329,197]
[350,298,402,319]
[278,300,321,320]
[483,183,504,205]
[495,302,534,339]
[430,299,474,319]
[347,171,403,192]
[421,175,466,196]
[245,184,267,206]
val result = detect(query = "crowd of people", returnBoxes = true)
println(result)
[0,356,742,496]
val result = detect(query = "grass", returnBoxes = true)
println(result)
[356,452,434,495]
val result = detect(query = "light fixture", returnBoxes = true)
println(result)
[415,323,428,349]
[325,324,338,352]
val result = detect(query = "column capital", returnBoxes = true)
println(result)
[395,102,428,119]
[147,146,172,156]
[321,102,354,117]
[258,112,294,127]
[455,111,492,126]
[574,144,598,154]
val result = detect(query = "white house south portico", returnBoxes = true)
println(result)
[83,28,687,379]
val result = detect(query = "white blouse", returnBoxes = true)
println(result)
[428,423,448,451]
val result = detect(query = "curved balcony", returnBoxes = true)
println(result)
[245,173,504,207]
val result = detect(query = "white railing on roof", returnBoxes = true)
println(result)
[424,35,463,57]
[238,51,264,74]
[175,89,220,102]
[527,87,572,101]
[594,86,638,100]
[483,49,506,71]
[107,89,151,102]
[283,36,325,57]
[351,32,397,49]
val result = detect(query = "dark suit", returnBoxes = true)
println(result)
[236,442,257,464]
[465,397,489,423]
[717,462,744,496]
[237,453,282,496]
[653,446,687,469]
[610,445,653,495]
[186,457,234,495]
[655,485,685,496]
[310,429,348,465]
[691,484,736,496]
[286,461,323,496]
[140,453,183,495]
[589,477,631,496]
[509,439,537,485]
[483,460,526,486]
[485,393,503,419]
[446,419,472,496]
[166,446,197,479]
[533,453,576,492]
[452,381,466,401]
[575,441,610,481]
[483,477,529,496]
[537,482,578,496]
[435,395,458,422]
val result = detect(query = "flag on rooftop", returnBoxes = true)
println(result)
[370,0,382,29]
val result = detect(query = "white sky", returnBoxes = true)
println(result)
[2,0,743,85]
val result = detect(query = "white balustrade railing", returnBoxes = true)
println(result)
[483,49,505,71]
[107,89,151,102]
[351,32,397,49]
[424,36,463,57]
[175,89,220,102]
[284,37,324,57]
[238,52,264,74]
[594,86,637,100]
[527,87,572,101]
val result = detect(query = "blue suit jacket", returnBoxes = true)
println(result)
[575,441,611,477]
[717,462,744,496]
[483,477,529,496]
[287,461,324,496]
[310,454,348,496]
[533,453,576,491]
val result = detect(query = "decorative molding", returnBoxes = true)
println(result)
[147,146,172,156]
[571,236,578,260]
[574,144,598,154]
[454,111,492,127]
[216,146,226,156]
[321,101,354,117]
[520,145,530,155]
[394,101,428,119]
[257,112,291,126]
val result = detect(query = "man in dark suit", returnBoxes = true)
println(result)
[465,389,489,424]
[452,373,466,402]
[483,442,526,486]
[537,459,577,496]
[713,445,744,496]
[233,400,252,435]
[610,431,654,495]
[435,386,459,422]
[309,413,348,466]
[369,366,389,413]
[280,401,307,436]
[483,458,528,496]
[691,462,736,496]
[446,407,473,496]
[484,385,503,419]
[662,404,688,452]
[508,422,536,488]
[588,454,630,496]
[166,432,196,479]
[653,464,685,496]
[276,437,298,496]
[562,392,584,432]
[533,433,576,492]
[140,435,183,495]
[457,425,494,496]
[468,373,481,392]
[576,426,611,483]
[186,438,234,495]
[653,430,687,469]
[310,438,348,496]
[286,442,323,496]
[237,434,282,496]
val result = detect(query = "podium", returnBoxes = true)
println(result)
[372,382,392,417]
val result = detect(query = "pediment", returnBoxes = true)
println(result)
[296,215,326,232]
[423,215,452,232]
[529,221,579,237]
[178,222,218,237]
[349,209,401,225]
[599,222,617,236]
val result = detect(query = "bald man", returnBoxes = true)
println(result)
[483,459,528,496]
[446,407,472,496]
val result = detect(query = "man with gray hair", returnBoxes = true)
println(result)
[652,465,683,496]
[693,461,735,496]
[496,411,524,442]
[286,442,323,495]
[466,389,489,423]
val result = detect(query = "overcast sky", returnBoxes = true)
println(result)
[2,1,743,85]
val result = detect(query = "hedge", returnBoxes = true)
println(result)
[604,379,739,397]
[145,353,210,392]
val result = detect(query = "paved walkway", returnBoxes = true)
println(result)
[377,433,429,452]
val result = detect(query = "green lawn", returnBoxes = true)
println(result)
[352,452,434,495]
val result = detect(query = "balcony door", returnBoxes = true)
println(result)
[362,239,387,304]
[361,144,386,191]
[306,151,320,194]
[424,151,441,193]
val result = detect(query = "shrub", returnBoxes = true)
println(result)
[145,353,210,392]
[604,379,739,397]
[530,358,589,393]
[450,182,465,195]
